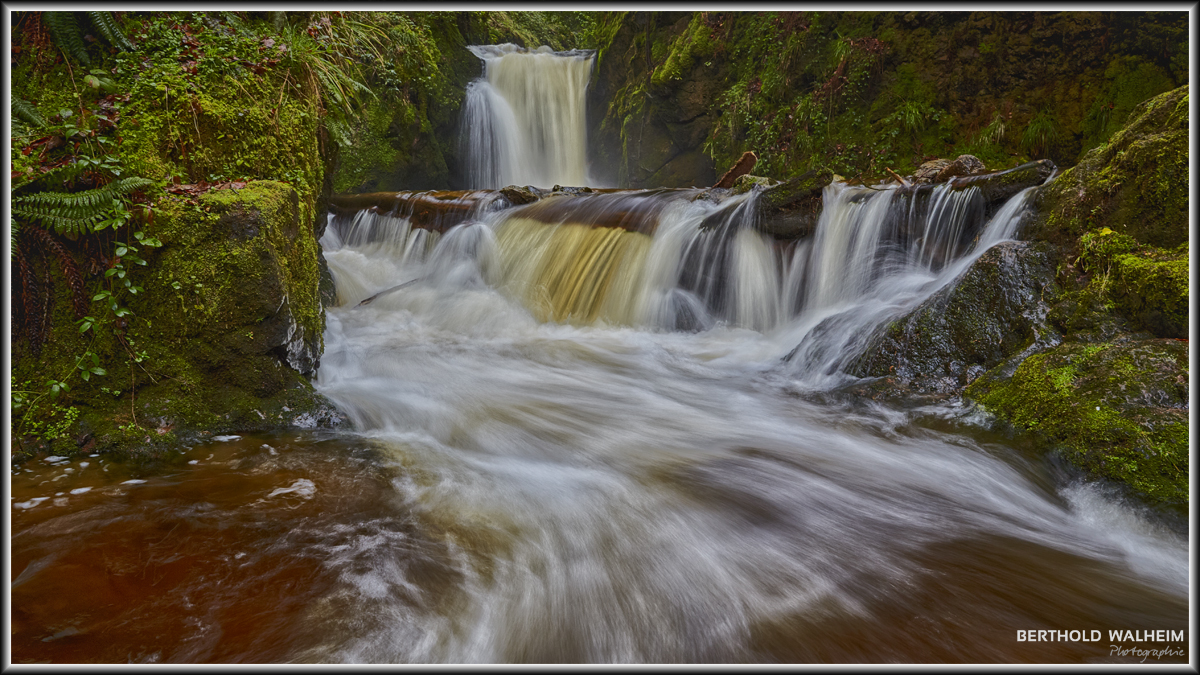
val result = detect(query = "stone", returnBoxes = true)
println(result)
[934,154,987,182]
[851,241,1061,397]
[966,338,1189,506]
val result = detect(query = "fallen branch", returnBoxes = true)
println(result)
[885,167,910,187]
[713,151,758,189]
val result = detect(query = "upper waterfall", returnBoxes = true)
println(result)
[461,44,595,189]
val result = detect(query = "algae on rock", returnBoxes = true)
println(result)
[965,340,1189,506]
[851,241,1061,398]
[1027,85,1188,251]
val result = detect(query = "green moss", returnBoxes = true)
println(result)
[967,341,1189,505]
[594,12,1186,187]
[650,15,716,89]
[1030,85,1188,251]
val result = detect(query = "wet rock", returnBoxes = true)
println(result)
[756,169,834,239]
[499,185,540,205]
[851,241,1061,397]
[911,158,953,184]
[965,338,1189,506]
[933,154,986,182]
[940,159,1055,205]
[732,174,779,194]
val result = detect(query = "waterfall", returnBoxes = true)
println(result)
[461,44,595,189]
[322,182,1035,369]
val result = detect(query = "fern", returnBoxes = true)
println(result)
[23,225,89,318]
[86,11,135,52]
[12,177,155,236]
[44,11,90,66]
[14,160,91,192]
[12,94,48,128]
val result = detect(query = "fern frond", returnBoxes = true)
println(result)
[12,177,155,236]
[13,244,39,345]
[86,11,135,52]
[44,11,91,66]
[15,160,91,192]
[12,94,48,128]
[23,226,88,318]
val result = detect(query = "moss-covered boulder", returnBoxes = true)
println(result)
[1026,85,1188,250]
[851,241,1061,397]
[11,181,345,463]
[1072,227,1189,339]
[965,339,1189,506]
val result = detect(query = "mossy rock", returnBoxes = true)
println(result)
[966,339,1189,506]
[851,241,1061,397]
[731,174,778,194]
[12,181,346,464]
[1028,85,1188,251]
[1074,228,1189,339]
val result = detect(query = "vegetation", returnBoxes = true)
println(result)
[590,11,1187,188]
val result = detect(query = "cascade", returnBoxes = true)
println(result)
[321,181,1032,351]
[461,44,595,189]
[12,29,1186,666]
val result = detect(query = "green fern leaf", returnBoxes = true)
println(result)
[45,12,91,66]
[12,177,155,236]
[86,11,135,52]
[12,94,48,128]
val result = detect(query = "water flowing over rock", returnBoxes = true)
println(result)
[461,44,596,189]
[850,241,1061,398]
[966,339,1189,505]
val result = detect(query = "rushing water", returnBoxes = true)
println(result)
[12,182,1189,664]
[10,48,1188,664]
[461,44,595,189]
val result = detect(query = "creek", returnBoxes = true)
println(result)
[9,45,1188,665]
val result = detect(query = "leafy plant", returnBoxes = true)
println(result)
[87,10,136,51]
[12,177,155,237]
[44,11,91,65]
[11,94,48,128]
[42,11,137,65]
[1022,109,1059,158]
[976,111,1008,147]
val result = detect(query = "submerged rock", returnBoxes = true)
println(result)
[965,339,1189,506]
[851,241,1061,397]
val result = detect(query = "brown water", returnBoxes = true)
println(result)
[9,420,1189,664]
[11,187,1189,664]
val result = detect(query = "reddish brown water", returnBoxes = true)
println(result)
[10,422,1189,664]
[11,187,1190,664]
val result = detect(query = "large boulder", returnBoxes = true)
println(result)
[1025,85,1188,250]
[851,241,1061,397]
[13,181,346,461]
[965,339,1189,506]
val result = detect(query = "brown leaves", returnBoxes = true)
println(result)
[164,179,247,200]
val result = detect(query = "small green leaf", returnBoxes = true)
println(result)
[115,246,128,256]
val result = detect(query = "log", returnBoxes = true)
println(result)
[713,151,758,189]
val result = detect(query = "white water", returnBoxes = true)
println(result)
[461,44,595,189]
[312,184,1188,662]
